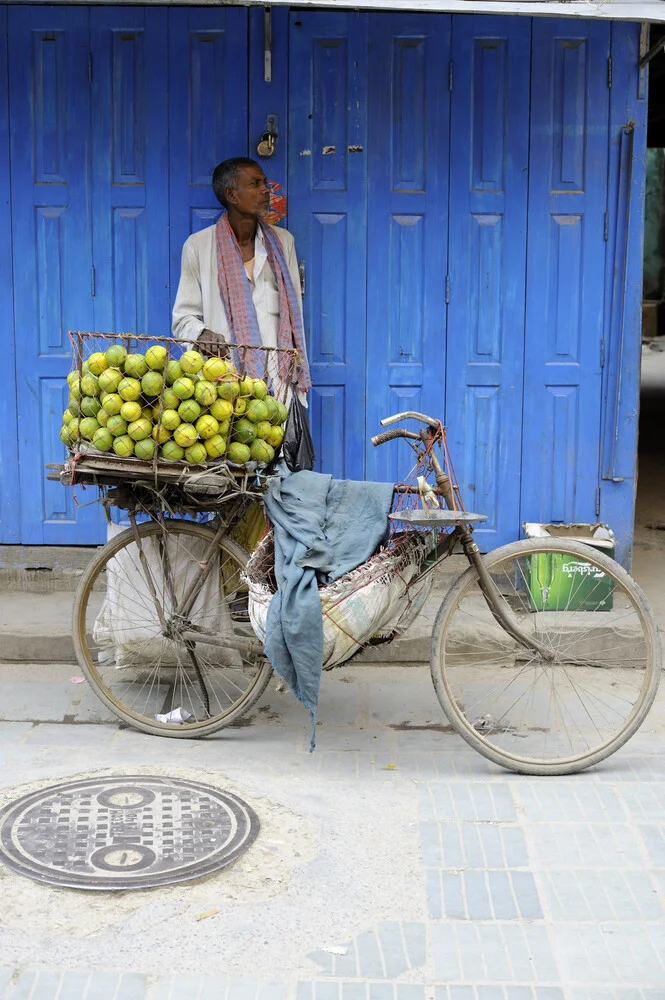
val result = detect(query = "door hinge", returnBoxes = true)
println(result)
[448,61,453,91]
[91,265,96,298]
[298,259,305,298]
[603,210,609,241]
[607,56,612,88]
[600,338,605,368]
[445,275,450,304]
[88,52,93,85]
[595,487,601,518]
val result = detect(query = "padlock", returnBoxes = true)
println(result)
[257,132,275,158]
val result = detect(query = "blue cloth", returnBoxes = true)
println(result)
[263,471,394,746]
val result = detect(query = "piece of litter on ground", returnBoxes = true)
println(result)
[322,945,348,956]
[155,707,192,724]
[195,908,220,922]
[70,676,86,684]
[384,763,396,770]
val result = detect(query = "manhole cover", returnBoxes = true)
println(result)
[0,775,259,890]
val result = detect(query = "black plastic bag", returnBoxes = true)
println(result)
[283,394,315,473]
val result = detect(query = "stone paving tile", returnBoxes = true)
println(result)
[0,970,148,999]
[639,826,665,867]
[514,784,629,823]
[426,869,543,921]
[538,870,664,921]
[419,784,516,822]
[308,922,427,980]
[526,823,643,868]
[550,924,665,984]
[296,987,426,1000]
[420,822,529,869]
[430,924,558,982]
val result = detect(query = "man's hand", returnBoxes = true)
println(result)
[197,329,230,359]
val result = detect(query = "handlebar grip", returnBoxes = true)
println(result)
[371,428,406,447]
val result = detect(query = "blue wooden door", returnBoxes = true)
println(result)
[521,20,611,526]
[445,16,531,547]
[0,7,20,543]
[8,6,98,544]
[90,8,170,337]
[168,7,249,293]
[287,11,368,480]
[365,14,450,485]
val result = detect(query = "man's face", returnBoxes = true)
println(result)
[226,165,271,218]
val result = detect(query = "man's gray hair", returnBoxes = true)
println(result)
[212,157,261,208]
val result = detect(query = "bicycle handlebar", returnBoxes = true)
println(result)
[371,427,420,447]
[380,411,440,430]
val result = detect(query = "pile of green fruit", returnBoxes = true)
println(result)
[59,344,288,466]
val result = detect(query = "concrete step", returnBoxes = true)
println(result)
[0,544,97,594]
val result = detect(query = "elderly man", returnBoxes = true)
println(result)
[172,156,310,398]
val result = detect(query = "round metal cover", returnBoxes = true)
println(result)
[0,775,259,890]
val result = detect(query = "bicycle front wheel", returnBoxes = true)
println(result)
[430,538,661,775]
[73,519,272,738]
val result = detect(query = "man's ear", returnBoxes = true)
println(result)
[225,187,237,207]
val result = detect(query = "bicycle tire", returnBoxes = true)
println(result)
[430,537,661,775]
[73,519,273,738]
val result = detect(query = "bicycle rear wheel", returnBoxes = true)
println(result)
[430,538,661,774]
[73,519,272,738]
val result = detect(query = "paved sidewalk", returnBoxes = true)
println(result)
[0,667,664,999]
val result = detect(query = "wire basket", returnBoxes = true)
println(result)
[61,332,302,483]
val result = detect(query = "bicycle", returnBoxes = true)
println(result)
[69,410,661,776]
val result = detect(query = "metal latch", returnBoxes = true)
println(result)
[257,115,278,158]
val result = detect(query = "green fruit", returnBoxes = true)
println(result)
[173,377,195,400]
[87,352,109,376]
[218,419,230,437]
[127,418,152,442]
[162,387,181,409]
[250,439,275,465]
[134,438,156,461]
[145,345,168,371]
[178,399,202,423]
[124,353,148,378]
[59,424,72,446]
[67,398,80,417]
[120,400,142,423]
[238,376,254,397]
[227,442,251,465]
[98,367,124,394]
[262,396,279,423]
[165,359,183,386]
[233,397,247,416]
[232,418,256,445]
[67,370,79,389]
[107,415,128,438]
[118,377,142,401]
[254,420,272,441]
[92,427,113,452]
[185,442,208,465]
[195,380,217,408]
[62,408,74,425]
[202,357,227,381]
[67,418,80,438]
[210,398,234,422]
[205,434,226,459]
[161,440,185,462]
[180,349,204,375]
[141,406,154,421]
[265,424,284,448]
[252,379,268,399]
[274,401,288,425]
[113,434,134,457]
[160,409,181,431]
[196,414,219,440]
[82,360,90,375]
[152,424,171,444]
[97,408,110,427]
[142,371,163,397]
[245,399,269,424]
[216,378,240,401]
[79,417,100,440]
[174,423,198,448]
[103,393,123,416]
[69,376,81,400]
[81,372,100,397]
[105,344,128,369]
[80,396,102,418]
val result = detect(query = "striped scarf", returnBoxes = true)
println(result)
[215,212,310,391]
